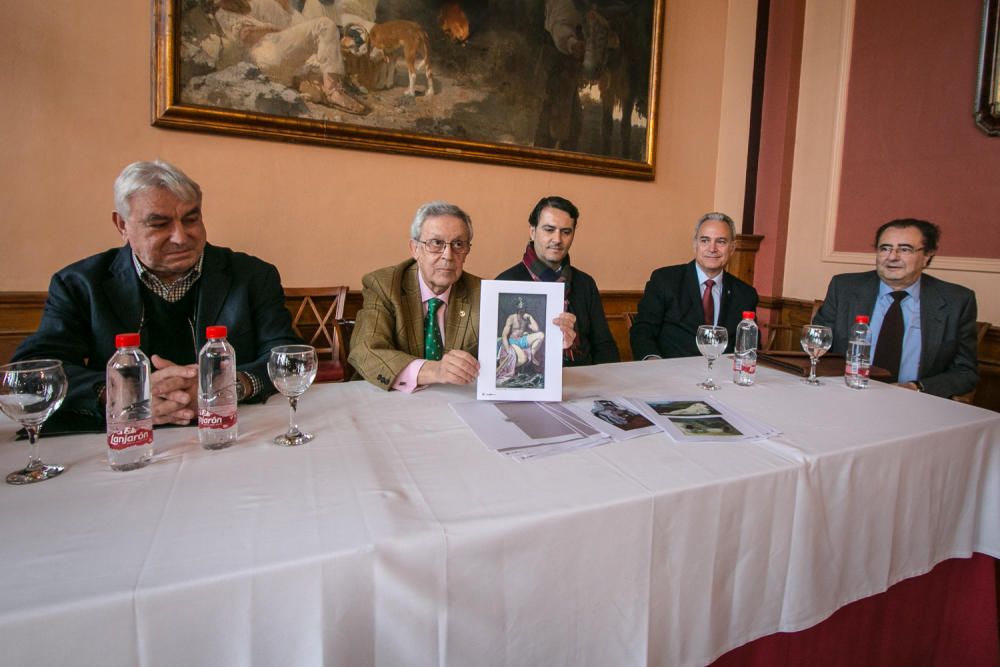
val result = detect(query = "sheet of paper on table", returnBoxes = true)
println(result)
[629,395,780,443]
[451,400,612,460]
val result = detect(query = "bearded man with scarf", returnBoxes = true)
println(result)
[496,197,620,366]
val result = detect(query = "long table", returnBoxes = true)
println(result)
[0,358,997,666]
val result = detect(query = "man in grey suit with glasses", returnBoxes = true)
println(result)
[812,218,978,397]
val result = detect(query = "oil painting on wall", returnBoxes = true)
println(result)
[154,0,665,178]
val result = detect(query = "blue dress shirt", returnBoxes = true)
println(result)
[868,279,922,383]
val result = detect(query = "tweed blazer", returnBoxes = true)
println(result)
[812,271,978,397]
[348,259,481,390]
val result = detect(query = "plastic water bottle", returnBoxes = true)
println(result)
[198,325,238,449]
[105,333,154,471]
[845,315,872,389]
[732,311,758,386]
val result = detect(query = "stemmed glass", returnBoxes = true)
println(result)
[267,345,318,446]
[800,325,834,385]
[695,325,728,391]
[0,360,68,484]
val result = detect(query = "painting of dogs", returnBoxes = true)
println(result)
[368,20,435,97]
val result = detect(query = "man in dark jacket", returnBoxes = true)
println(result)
[13,160,301,427]
[630,212,758,359]
[813,218,977,397]
[496,196,619,366]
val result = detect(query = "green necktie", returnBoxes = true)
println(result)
[424,298,444,361]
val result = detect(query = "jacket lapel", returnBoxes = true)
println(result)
[104,246,144,333]
[682,261,703,325]
[195,245,230,342]
[918,276,946,373]
[719,270,736,323]
[401,263,425,357]
[853,272,880,323]
[445,275,471,350]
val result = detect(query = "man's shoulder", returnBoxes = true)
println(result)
[570,265,598,288]
[650,262,691,278]
[53,247,127,281]
[646,262,692,288]
[921,273,975,300]
[362,258,417,289]
[496,263,530,281]
[205,244,279,274]
[827,271,878,289]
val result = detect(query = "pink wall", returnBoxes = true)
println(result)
[752,0,806,298]
[835,0,1000,256]
[0,0,736,295]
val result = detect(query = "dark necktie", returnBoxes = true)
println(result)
[424,298,444,361]
[702,279,715,326]
[872,291,907,383]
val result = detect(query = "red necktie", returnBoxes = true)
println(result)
[702,279,715,325]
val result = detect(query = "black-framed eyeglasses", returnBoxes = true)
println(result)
[876,244,925,256]
[415,239,472,255]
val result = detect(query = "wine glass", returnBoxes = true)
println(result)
[800,325,833,385]
[0,360,68,484]
[267,345,318,446]
[695,325,728,390]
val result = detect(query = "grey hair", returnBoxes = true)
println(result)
[694,212,736,240]
[410,201,474,241]
[114,160,202,221]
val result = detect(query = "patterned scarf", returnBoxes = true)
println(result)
[521,242,580,360]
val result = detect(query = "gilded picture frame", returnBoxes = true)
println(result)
[152,0,665,179]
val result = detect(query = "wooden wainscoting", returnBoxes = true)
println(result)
[0,293,46,364]
[3,290,998,411]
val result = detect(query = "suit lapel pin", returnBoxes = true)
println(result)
[460,310,466,318]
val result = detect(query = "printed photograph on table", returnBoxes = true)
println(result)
[668,416,742,437]
[590,399,653,431]
[646,400,721,417]
[477,281,564,402]
[153,0,665,179]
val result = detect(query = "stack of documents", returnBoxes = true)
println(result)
[452,396,780,461]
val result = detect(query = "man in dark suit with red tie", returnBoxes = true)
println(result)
[630,212,759,360]
[812,219,978,398]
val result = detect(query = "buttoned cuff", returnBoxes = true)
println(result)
[238,371,264,402]
[392,359,427,393]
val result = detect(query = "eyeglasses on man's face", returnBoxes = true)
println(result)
[876,244,925,257]
[415,238,472,255]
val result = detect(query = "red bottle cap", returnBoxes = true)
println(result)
[206,325,228,339]
[742,311,755,319]
[855,315,870,324]
[115,333,140,348]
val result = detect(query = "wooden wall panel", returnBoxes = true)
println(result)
[3,291,997,412]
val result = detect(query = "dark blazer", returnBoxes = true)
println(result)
[13,244,301,420]
[348,259,480,390]
[812,271,978,397]
[495,263,619,366]
[630,261,759,359]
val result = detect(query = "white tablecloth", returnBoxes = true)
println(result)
[1,358,997,666]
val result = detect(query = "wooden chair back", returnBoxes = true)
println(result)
[284,287,349,382]
[953,321,992,403]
